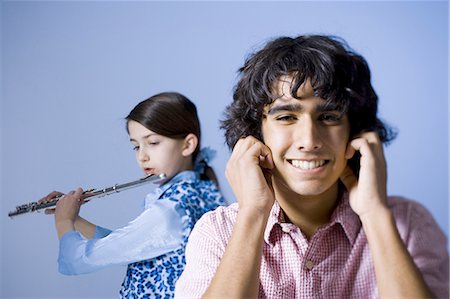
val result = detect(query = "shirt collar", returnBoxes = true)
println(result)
[325,192,361,245]
[144,170,199,209]
[157,170,199,194]
[263,192,361,246]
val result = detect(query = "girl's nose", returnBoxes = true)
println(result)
[137,148,149,162]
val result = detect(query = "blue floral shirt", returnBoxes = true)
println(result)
[58,170,225,299]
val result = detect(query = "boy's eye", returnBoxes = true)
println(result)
[319,113,342,123]
[275,114,296,122]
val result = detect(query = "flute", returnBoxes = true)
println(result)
[8,173,167,218]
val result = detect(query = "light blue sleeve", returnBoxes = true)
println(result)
[58,199,188,275]
[93,226,112,238]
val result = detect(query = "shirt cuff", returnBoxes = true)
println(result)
[58,231,85,275]
[94,226,112,239]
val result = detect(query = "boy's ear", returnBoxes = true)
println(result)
[345,143,355,160]
[182,133,198,157]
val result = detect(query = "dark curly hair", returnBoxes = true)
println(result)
[221,35,396,174]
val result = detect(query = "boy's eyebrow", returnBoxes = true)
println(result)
[266,102,342,115]
[316,102,343,113]
[266,103,303,115]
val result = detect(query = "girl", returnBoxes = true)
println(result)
[41,92,225,298]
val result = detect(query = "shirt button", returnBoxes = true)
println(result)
[281,225,291,233]
[305,260,314,270]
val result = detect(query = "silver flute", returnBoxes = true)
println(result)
[8,173,166,218]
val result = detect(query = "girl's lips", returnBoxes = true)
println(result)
[144,168,156,175]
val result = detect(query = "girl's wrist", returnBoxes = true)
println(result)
[56,219,75,239]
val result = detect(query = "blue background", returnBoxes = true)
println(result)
[1,1,448,298]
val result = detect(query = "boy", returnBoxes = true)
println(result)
[175,35,449,298]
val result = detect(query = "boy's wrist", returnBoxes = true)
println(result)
[238,202,272,220]
[359,204,393,231]
[236,205,272,236]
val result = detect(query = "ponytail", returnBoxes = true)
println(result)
[194,147,220,188]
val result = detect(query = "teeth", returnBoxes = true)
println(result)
[291,160,326,170]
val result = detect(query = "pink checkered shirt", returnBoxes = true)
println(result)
[175,194,449,298]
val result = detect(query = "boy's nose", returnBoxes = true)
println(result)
[295,118,322,151]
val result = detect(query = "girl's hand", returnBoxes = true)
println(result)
[37,191,64,215]
[340,132,388,218]
[54,188,84,238]
[226,136,275,215]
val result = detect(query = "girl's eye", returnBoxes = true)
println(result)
[132,146,139,151]
[148,141,159,146]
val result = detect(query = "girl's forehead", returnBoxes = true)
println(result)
[128,120,157,138]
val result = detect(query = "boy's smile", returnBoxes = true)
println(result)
[262,78,351,199]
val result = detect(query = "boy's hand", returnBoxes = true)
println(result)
[340,132,388,218]
[226,136,275,215]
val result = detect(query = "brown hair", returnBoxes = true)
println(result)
[126,92,218,184]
